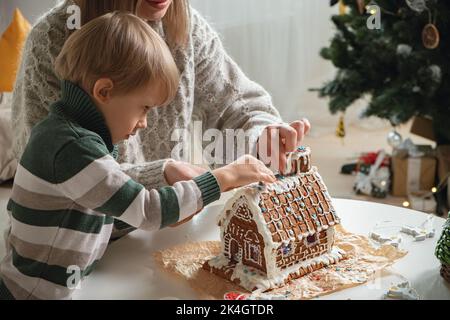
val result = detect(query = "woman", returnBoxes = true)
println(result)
[12,0,310,193]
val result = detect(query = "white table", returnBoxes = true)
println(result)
[1,197,449,300]
[76,198,449,300]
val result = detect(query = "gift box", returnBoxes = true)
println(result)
[358,151,391,168]
[354,150,391,198]
[408,191,437,213]
[391,141,437,197]
[437,146,450,208]
[411,116,436,141]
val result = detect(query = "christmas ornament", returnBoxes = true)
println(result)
[396,44,412,57]
[336,115,346,138]
[422,23,440,49]
[339,0,346,15]
[428,64,442,84]
[357,0,366,14]
[405,0,427,13]
[387,130,403,148]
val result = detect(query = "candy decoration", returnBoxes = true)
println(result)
[224,292,248,300]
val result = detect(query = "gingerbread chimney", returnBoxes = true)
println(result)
[285,146,311,175]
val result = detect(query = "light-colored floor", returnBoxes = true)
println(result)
[304,121,434,209]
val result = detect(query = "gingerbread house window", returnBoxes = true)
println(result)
[229,238,242,262]
[305,234,318,247]
[244,230,261,265]
[233,197,252,221]
[246,243,261,265]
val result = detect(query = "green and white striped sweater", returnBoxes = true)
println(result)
[0,81,221,300]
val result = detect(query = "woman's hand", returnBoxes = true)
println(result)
[213,155,276,192]
[164,160,208,185]
[257,119,311,175]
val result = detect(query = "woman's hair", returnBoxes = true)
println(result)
[71,0,190,48]
[55,11,180,106]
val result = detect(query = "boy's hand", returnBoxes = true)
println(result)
[164,160,208,185]
[170,155,275,228]
[213,155,276,192]
[257,119,311,175]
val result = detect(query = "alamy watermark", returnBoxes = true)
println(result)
[170,121,283,171]
[66,5,81,30]
[67,265,82,290]
[367,5,381,30]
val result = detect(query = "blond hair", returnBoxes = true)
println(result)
[55,11,180,106]
[71,0,190,48]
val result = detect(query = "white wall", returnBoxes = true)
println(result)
[0,0,57,33]
[190,0,387,134]
[190,0,339,133]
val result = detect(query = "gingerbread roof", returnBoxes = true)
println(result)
[255,167,340,244]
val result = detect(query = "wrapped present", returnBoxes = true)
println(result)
[435,213,450,283]
[340,150,390,176]
[354,150,390,198]
[410,116,436,141]
[358,151,391,168]
[408,191,437,213]
[391,139,437,197]
[436,146,450,208]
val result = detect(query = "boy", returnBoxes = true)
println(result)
[0,12,275,300]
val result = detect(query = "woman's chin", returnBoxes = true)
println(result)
[138,6,169,21]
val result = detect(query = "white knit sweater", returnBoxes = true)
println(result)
[11,1,282,190]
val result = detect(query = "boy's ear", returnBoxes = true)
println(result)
[92,78,114,103]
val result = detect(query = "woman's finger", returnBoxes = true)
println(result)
[277,124,297,153]
[289,120,305,146]
[302,118,311,135]
[260,173,276,183]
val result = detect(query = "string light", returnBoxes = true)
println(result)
[403,201,410,208]
[431,187,438,193]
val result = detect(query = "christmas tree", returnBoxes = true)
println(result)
[316,0,450,144]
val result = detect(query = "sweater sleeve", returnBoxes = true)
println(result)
[11,17,63,160]
[190,9,284,168]
[54,136,221,231]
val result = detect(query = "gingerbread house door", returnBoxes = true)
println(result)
[229,238,243,263]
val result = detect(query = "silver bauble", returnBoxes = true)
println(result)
[387,130,403,148]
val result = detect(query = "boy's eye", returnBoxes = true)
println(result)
[144,106,151,112]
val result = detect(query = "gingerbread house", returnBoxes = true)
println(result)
[204,147,346,292]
